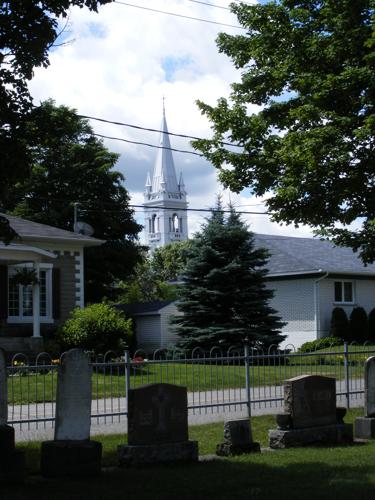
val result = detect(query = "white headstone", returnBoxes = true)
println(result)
[365,356,375,417]
[54,349,92,441]
[0,349,7,426]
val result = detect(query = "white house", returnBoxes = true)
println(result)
[256,233,375,348]
[0,213,103,355]
[123,234,375,352]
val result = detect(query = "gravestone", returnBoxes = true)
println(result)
[0,349,26,483]
[269,375,353,448]
[216,419,260,456]
[118,383,198,466]
[40,349,102,477]
[355,357,375,439]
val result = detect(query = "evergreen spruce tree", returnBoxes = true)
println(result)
[172,201,285,352]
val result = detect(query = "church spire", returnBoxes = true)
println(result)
[151,101,179,193]
[143,100,188,251]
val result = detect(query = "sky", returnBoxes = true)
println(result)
[28,0,314,242]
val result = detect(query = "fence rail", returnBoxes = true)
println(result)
[6,342,375,430]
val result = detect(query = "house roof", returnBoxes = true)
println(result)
[2,213,103,247]
[254,233,375,277]
[117,300,175,316]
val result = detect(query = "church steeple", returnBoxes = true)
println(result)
[143,102,188,251]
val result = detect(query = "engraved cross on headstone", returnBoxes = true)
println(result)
[152,386,171,434]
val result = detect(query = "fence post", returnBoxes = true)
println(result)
[244,343,252,418]
[344,342,350,409]
[124,349,131,414]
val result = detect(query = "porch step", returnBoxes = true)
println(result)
[0,337,45,361]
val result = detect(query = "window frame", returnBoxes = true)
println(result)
[7,263,54,323]
[333,280,355,305]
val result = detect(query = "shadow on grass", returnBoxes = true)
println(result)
[4,453,375,500]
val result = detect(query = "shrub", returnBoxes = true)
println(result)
[298,337,344,353]
[59,303,132,354]
[349,306,368,342]
[330,307,349,340]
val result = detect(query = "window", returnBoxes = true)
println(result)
[8,265,53,321]
[334,281,354,303]
[150,214,157,233]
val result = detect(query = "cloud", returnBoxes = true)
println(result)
[28,0,314,241]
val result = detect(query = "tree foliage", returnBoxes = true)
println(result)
[0,0,113,241]
[173,202,285,352]
[151,241,192,282]
[5,100,143,302]
[117,260,177,304]
[194,1,375,262]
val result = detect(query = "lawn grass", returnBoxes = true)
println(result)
[8,361,352,405]
[6,408,375,500]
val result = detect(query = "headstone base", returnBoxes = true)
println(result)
[0,425,15,453]
[40,440,102,477]
[355,417,375,439]
[118,440,198,466]
[216,441,261,457]
[269,423,353,449]
[0,450,26,483]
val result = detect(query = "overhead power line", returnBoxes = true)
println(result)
[186,0,230,11]
[92,132,204,156]
[79,114,243,149]
[132,204,268,215]
[11,195,269,215]
[113,1,246,30]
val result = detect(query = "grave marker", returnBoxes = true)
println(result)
[118,383,198,466]
[0,349,26,483]
[355,357,375,439]
[269,374,353,448]
[40,349,102,477]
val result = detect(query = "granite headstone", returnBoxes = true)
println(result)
[40,349,102,477]
[118,383,198,466]
[55,349,91,441]
[128,383,188,445]
[364,356,375,418]
[284,375,337,428]
[216,419,260,456]
[0,349,26,483]
[0,348,7,426]
[269,374,353,448]
[355,357,375,439]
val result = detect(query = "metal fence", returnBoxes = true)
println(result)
[6,342,375,430]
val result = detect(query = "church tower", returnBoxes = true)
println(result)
[143,104,188,252]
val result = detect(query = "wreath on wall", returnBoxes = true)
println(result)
[10,267,39,286]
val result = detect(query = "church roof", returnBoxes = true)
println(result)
[151,106,179,193]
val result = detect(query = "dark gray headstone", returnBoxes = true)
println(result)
[365,356,375,417]
[223,419,252,446]
[127,383,188,446]
[284,375,336,428]
[0,349,7,426]
[54,349,92,441]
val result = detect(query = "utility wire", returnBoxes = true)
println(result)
[79,114,242,149]
[92,133,204,156]
[11,195,269,215]
[113,1,246,30]
[186,0,230,11]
